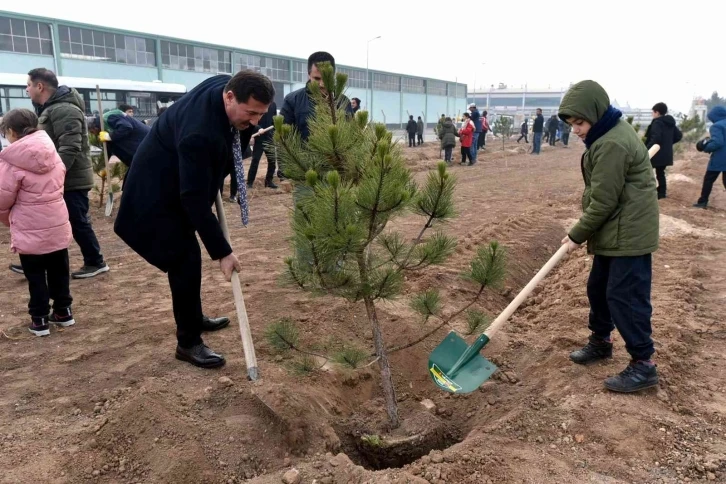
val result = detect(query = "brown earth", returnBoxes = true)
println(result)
[1,137,725,484]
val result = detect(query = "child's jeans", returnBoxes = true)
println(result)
[587,254,654,361]
[19,249,73,317]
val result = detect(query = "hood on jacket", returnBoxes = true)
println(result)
[708,105,726,123]
[0,130,60,174]
[443,120,454,128]
[43,86,85,112]
[655,114,677,127]
[558,80,610,125]
[102,108,125,132]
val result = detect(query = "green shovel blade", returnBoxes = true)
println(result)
[428,331,498,394]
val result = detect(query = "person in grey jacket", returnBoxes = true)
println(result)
[416,116,424,145]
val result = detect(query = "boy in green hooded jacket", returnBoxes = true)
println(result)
[559,80,660,393]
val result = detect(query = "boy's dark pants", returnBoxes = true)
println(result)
[19,249,73,317]
[587,254,654,361]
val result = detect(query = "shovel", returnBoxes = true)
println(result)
[214,192,259,380]
[95,85,115,216]
[428,143,662,394]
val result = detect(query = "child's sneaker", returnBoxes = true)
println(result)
[29,316,50,337]
[49,307,75,327]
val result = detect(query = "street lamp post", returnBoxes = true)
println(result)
[366,36,381,111]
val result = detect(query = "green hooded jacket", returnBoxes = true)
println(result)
[103,108,124,134]
[37,86,94,191]
[558,80,659,257]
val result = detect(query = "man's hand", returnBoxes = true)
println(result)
[220,253,241,281]
[561,236,582,253]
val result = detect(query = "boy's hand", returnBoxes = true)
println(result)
[561,236,582,253]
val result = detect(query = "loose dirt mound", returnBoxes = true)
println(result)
[1,141,725,483]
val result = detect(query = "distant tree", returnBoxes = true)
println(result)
[678,114,707,145]
[705,91,726,112]
[626,116,641,134]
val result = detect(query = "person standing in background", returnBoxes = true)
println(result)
[416,116,424,146]
[531,108,544,154]
[644,102,682,199]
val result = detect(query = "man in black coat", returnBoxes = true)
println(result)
[531,108,544,154]
[114,71,275,369]
[645,102,682,199]
[246,101,278,189]
[406,115,417,147]
[281,51,353,142]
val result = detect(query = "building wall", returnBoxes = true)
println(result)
[159,69,213,90]
[371,90,401,125]
[61,58,158,82]
[0,52,54,73]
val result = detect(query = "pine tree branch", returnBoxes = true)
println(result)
[366,284,486,358]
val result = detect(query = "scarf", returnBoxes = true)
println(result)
[232,129,249,227]
[584,105,622,149]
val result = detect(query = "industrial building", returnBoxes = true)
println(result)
[0,10,467,128]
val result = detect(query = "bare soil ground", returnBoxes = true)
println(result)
[1,137,725,484]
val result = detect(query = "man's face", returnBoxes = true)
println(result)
[125,109,135,117]
[536,109,542,116]
[26,77,46,105]
[351,99,358,109]
[309,64,326,93]
[224,91,269,130]
[469,106,475,112]
[568,117,591,140]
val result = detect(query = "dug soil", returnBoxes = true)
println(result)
[1,136,725,484]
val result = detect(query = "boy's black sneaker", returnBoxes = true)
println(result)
[9,263,23,275]
[693,202,708,209]
[71,263,109,279]
[49,308,75,328]
[570,334,613,364]
[604,360,659,393]
[29,316,50,337]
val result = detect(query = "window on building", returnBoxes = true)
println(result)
[0,86,33,113]
[161,41,230,73]
[523,96,561,108]
[402,77,425,94]
[373,73,399,92]
[292,60,306,83]
[428,80,446,96]
[235,53,262,73]
[448,83,465,97]
[88,90,122,114]
[339,68,367,89]
[58,25,155,67]
[489,96,524,108]
[261,57,289,82]
[0,16,53,55]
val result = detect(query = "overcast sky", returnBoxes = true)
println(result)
[7,1,724,113]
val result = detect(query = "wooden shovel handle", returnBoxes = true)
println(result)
[215,192,259,380]
[485,244,570,338]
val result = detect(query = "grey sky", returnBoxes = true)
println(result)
[7,1,724,113]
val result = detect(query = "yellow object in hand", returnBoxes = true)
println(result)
[99,131,111,142]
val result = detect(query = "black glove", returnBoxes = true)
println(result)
[696,137,710,152]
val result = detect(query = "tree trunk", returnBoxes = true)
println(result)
[357,251,400,429]
[363,295,400,429]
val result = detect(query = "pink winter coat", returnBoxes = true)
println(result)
[0,130,72,255]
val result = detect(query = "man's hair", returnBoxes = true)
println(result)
[652,102,667,115]
[119,104,134,112]
[536,108,542,112]
[27,68,59,90]
[224,70,275,105]
[409,115,414,119]
[352,97,361,104]
[307,51,335,74]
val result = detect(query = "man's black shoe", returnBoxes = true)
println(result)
[201,315,230,332]
[175,343,225,368]
[604,360,659,393]
[265,180,279,189]
[570,334,613,364]
[9,263,23,275]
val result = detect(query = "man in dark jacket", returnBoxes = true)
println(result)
[20,68,108,280]
[89,108,150,168]
[114,72,275,369]
[416,116,424,146]
[531,108,544,154]
[468,103,482,162]
[517,119,528,143]
[280,51,352,142]
[246,101,278,188]
[644,102,682,199]
[694,105,726,208]
[547,115,559,146]
[406,115,417,147]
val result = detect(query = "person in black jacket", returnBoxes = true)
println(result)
[114,72,275,369]
[246,101,278,189]
[644,102,682,199]
[280,51,353,142]
[406,115,417,147]
[89,110,150,168]
[547,115,559,146]
[531,108,544,154]
[517,119,528,143]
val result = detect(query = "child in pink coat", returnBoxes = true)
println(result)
[0,109,75,336]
